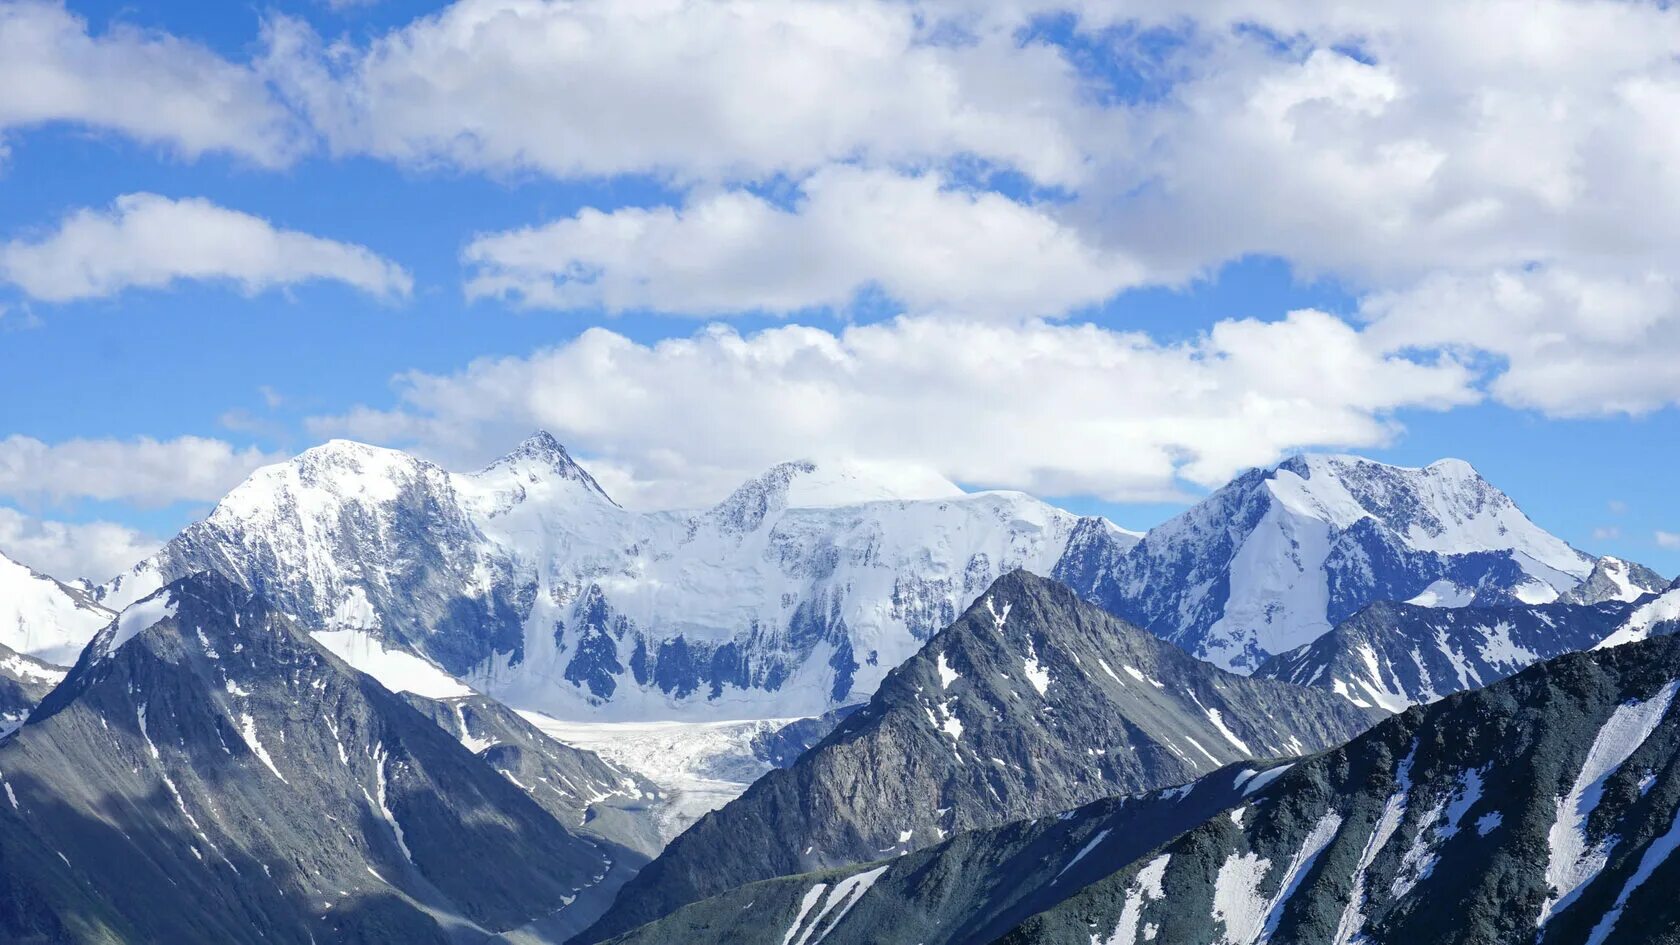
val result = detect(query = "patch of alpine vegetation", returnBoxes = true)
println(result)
[1055,454,1599,673]
[596,766,1259,945]
[1253,599,1636,711]
[399,692,666,859]
[0,573,634,944]
[998,635,1680,945]
[580,571,1375,941]
[95,433,1130,719]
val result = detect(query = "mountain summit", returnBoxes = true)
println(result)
[1058,454,1596,672]
[93,436,1118,721]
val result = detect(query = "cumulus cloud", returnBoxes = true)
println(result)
[0,194,412,302]
[0,1,300,166]
[309,312,1474,509]
[1658,531,1680,550]
[464,166,1146,319]
[1363,267,1680,415]
[259,0,1099,185]
[0,435,278,506]
[0,508,159,582]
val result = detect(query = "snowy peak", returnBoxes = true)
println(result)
[0,546,113,666]
[1561,555,1670,605]
[1060,453,1597,673]
[705,457,963,529]
[478,430,619,507]
[1267,454,1586,573]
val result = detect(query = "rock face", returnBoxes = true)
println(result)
[580,571,1376,941]
[597,765,1265,945]
[0,641,64,735]
[0,547,112,666]
[0,574,633,944]
[96,434,1129,721]
[1056,454,1596,673]
[1000,635,1680,945]
[1560,555,1669,605]
[1252,598,1636,711]
[398,692,666,860]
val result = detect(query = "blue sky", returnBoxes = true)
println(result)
[3,0,1680,580]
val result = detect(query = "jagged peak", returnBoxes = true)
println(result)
[478,431,619,507]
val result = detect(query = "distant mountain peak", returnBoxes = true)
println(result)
[1058,451,1594,673]
[480,430,619,506]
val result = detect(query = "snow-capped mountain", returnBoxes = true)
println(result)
[1056,454,1597,673]
[1595,578,1680,650]
[0,573,634,942]
[0,547,113,666]
[96,433,1127,721]
[1252,598,1636,711]
[999,634,1680,945]
[1560,555,1669,605]
[581,571,1375,942]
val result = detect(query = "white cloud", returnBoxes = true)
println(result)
[309,311,1474,509]
[260,0,1099,185]
[1363,266,1680,415]
[464,166,1146,319]
[0,435,278,506]
[1593,526,1622,542]
[1658,531,1680,550]
[0,508,159,582]
[0,1,300,166]
[0,194,412,302]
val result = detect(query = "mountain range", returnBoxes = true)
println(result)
[595,632,1680,945]
[1056,454,1608,672]
[580,571,1376,941]
[34,437,1639,731]
[93,434,1123,722]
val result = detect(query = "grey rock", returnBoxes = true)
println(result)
[580,571,1376,941]
[0,573,629,944]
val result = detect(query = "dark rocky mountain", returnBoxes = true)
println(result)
[597,763,1269,945]
[0,573,634,944]
[399,691,665,860]
[580,571,1377,941]
[1001,634,1680,945]
[0,641,64,735]
[1253,598,1636,711]
[1054,454,1596,672]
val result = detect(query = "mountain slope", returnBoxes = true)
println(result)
[0,547,113,666]
[0,641,64,735]
[96,434,1121,720]
[1001,634,1680,945]
[581,570,1376,941]
[599,764,1266,945]
[1596,580,1680,650]
[1056,454,1595,672]
[399,691,665,859]
[1253,598,1636,711]
[0,574,632,944]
